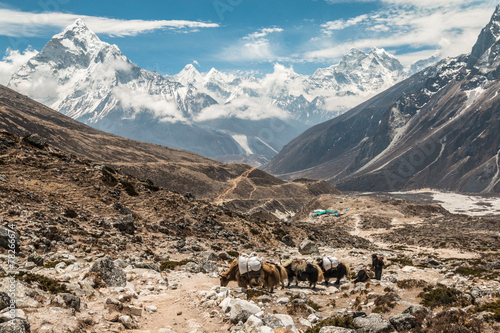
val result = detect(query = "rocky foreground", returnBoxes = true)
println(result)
[0,131,499,332]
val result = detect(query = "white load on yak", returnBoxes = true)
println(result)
[323,256,340,271]
[238,252,263,275]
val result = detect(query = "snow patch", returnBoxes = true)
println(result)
[232,135,253,155]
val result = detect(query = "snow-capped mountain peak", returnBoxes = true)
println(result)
[50,18,103,59]
[174,64,203,85]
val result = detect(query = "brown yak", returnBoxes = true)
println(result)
[220,259,281,292]
[267,262,288,289]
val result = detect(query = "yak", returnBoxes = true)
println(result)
[220,259,281,292]
[315,258,351,286]
[282,259,324,289]
[267,262,288,289]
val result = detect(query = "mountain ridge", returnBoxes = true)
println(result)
[264,5,500,194]
[6,19,436,164]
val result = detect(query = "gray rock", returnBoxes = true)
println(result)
[0,292,10,311]
[389,313,416,332]
[90,257,126,287]
[200,251,219,262]
[23,133,46,149]
[113,215,136,235]
[298,238,319,255]
[27,253,43,266]
[402,304,431,316]
[0,317,31,333]
[281,235,295,247]
[263,314,297,332]
[60,293,81,312]
[0,227,19,251]
[198,260,219,274]
[229,299,261,324]
[243,315,264,333]
[319,327,356,333]
[353,313,393,333]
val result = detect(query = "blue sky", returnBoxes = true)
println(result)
[0,0,498,78]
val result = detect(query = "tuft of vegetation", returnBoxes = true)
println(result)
[473,300,500,322]
[159,259,194,271]
[249,228,259,235]
[415,309,483,333]
[418,285,472,309]
[227,251,239,258]
[306,299,322,312]
[120,180,139,196]
[101,169,117,186]
[288,303,314,316]
[246,289,267,300]
[455,266,488,278]
[64,208,78,218]
[16,272,67,294]
[372,293,398,313]
[305,316,359,333]
[210,244,222,252]
[397,279,428,289]
[272,228,287,238]
[43,260,73,269]
[389,257,413,267]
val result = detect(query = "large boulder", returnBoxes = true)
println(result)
[319,328,356,333]
[263,314,297,332]
[90,257,126,287]
[23,133,46,149]
[229,299,261,324]
[353,313,393,333]
[0,318,30,333]
[0,227,19,251]
[389,313,416,332]
[0,292,10,311]
[298,238,319,255]
[113,215,136,235]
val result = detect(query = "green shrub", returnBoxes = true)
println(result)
[418,285,472,309]
[473,300,500,322]
[43,260,73,269]
[16,272,67,294]
[227,251,239,258]
[211,244,222,252]
[305,316,358,333]
[372,293,398,313]
[397,279,428,289]
[424,309,483,333]
[64,208,78,218]
[159,259,194,271]
[120,180,139,196]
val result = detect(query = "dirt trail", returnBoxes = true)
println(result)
[130,273,230,333]
[215,167,256,203]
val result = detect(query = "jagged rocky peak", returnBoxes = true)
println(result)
[468,4,500,69]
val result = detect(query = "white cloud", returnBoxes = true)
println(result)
[112,86,186,123]
[219,27,283,62]
[321,15,368,35]
[243,28,284,40]
[194,96,289,122]
[0,48,38,84]
[0,8,218,37]
[307,2,496,63]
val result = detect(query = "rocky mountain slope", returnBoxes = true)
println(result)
[0,131,498,332]
[0,83,339,219]
[6,20,434,165]
[265,5,500,194]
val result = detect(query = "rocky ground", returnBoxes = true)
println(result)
[0,131,499,333]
